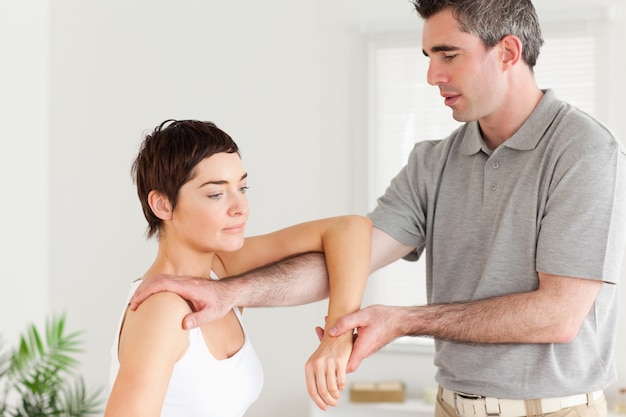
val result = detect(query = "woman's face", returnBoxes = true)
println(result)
[168,152,249,253]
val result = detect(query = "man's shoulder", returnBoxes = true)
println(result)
[555,101,618,145]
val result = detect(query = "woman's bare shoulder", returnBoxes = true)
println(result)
[119,290,191,358]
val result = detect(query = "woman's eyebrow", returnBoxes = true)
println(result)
[200,172,248,187]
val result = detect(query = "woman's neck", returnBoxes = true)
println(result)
[144,243,216,279]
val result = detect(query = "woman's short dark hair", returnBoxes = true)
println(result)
[131,119,240,238]
[412,0,543,69]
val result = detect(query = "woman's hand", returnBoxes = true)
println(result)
[304,330,355,410]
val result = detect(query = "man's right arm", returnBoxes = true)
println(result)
[129,227,414,329]
[129,252,330,329]
[228,251,331,306]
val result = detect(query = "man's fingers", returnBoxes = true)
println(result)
[129,283,165,310]
[346,335,367,373]
[315,326,324,342]
[346,354,363,374]
[182,313,199,330]
[182,300,228,329]
[328,314,355,337]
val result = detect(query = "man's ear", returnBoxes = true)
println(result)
[148,190,173,220]
[500,34,522,69]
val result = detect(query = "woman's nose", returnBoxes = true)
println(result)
[230,193,249,217]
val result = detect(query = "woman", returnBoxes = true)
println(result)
[104,119,371,417]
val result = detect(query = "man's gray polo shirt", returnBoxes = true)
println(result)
[368,89,626,399]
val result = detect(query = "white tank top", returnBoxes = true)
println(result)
[109,277,264,417]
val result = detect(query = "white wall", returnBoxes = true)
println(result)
[0,0,49,344]
[1,1,625,416]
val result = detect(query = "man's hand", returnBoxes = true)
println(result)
[304,330,355,410]
[328,305,403,372]
[129,274,236,329]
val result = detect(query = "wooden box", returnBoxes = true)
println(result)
[349,381,406,403]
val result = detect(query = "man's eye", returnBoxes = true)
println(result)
[443,54,458,61]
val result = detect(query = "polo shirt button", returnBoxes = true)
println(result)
[491,183,497,191]
[492,161,500,169]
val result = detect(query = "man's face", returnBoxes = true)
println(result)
[422,8,505,123]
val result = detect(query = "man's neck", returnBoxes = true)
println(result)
[479,81,544,150]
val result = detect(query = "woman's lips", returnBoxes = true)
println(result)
[223,223,245,233]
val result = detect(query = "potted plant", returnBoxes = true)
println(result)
[0,313,103,416]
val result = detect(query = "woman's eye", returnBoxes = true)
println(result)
[239,186,250,194]
[208,193,223,200]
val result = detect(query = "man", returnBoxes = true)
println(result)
[131,1,626,415]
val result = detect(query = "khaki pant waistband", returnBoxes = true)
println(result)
[440,386,603,417]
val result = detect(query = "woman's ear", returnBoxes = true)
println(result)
[148,190,173,220]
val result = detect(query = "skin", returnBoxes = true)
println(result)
[105,152,372,416]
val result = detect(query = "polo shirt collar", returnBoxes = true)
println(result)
[461,89,561,155]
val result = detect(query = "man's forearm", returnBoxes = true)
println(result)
[222,252,330,307]
[402,275,600,344]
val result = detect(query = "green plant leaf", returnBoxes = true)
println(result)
[9,314,83,393]
[58,377,104,417]
[1,313,104,416]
